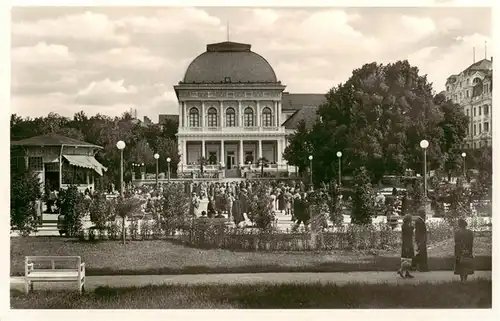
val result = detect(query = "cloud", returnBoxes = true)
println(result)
[10,7,492,120]
[12,11,128,44]
[75,79,138,105]
[115,7,220,34]
[399,15,436,42]
[11,42,74,66]
[87,47,167,71]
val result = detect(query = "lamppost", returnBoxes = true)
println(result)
[154,153,159,189]
[308,155,313,185]
[461,152,466,177]
[116,140,126,197]
[166,157,171,182]
[336,151,342,186]
[419,139,429,201]
[284,159,289,175]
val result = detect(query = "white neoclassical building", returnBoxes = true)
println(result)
[174,41,322,177]
[444,57,493,149]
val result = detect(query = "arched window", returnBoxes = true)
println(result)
[226,107,236,127]
[189,107,200,127]
[207,107,218,127]
[244,107,254,127]
[262,107,272,127]
[473,77,481,84]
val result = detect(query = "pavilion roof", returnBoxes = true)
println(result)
[11,133,102,149]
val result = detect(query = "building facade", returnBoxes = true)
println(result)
[445,58,493,149]
[174,41,323,177]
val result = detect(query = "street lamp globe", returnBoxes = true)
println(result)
[419,139,429,149]
[336,151,342,158]
[308,155,313,161]
[461,152,466,158]
[154,153,159,160]
[166,157,171,163]
[116,140,126,150]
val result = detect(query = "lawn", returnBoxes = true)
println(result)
[10,279,492,309]
[10,234,492,275]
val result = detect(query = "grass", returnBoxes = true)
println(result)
[10,279,492,309]
[10,235,492,276]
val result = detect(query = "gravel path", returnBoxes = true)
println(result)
[10,271,491,292]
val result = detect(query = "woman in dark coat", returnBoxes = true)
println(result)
[412,214,429,272]
[398,214,415,278]
[454,218,474,282]
[232,196,244,226]
[207,197,216,218]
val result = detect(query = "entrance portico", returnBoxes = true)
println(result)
[181,138,284,169]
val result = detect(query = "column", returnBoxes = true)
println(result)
[239,140,244,165]
[258,139,263,159]
[256,101,261,127]
[201,139,206,158]
[276,139,281,164]
[179,101,184,127]
[201,101,205,128]
[220,140,225,165]
[238,100,242,127]
[276,101,281,126]
[183,102,187,127]
[182,139,187,164]
[219,101,224,128]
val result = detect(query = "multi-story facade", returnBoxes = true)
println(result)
[174,41,324,177]
[445,58,493,149]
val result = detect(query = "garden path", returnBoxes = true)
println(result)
[10,271,491,292]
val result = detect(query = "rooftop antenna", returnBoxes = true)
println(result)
[226,21,230,41]
[473,46,476,63]
[485,41,487,59]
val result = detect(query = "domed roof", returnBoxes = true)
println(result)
[183,41,278,83]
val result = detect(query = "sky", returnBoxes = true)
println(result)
[10,5,493,122]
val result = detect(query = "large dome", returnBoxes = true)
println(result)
[183,41,278,83]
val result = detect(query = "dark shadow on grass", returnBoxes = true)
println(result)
[11,280,492,309]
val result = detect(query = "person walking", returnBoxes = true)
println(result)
[398,214,415,278]
[454,218,474,282]
[412,212,429,272]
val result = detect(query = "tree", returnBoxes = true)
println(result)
[114,195,145,244]
[10,171,42,236]
[283,120,313,173]
[286,60,468,184]
[351,167,375,225]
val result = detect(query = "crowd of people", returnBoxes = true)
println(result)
[43,178,476,283]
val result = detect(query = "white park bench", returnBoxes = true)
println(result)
[24,256,85,294]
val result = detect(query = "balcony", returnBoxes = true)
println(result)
[178,126,285,134]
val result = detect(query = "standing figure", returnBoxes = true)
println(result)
[189,192,200,217]
[398,214,415,278]
[454,218,474,282]
[412,213,429,272]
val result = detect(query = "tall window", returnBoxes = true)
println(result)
[189,107,200,127]
[473,124,477,136]
[262,107,272,127]
[479,106,482,115]
[479,123,482,134]
[473,107,476,117]
[226,107,236,127]
[484,105,489,115]
[484,122,489,132]
[207,107,218,127]
[244,107,254,127]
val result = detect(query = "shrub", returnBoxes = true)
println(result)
[140,220,152,239]
[58,186,87,237]
[247,183,276,230]
[351,167,375,225]
[89,192,110,231]
[114,196,145,244]
[128,219,139,240]
[160,183,190,233]
[106,220,120,240]
[10,170,42,236]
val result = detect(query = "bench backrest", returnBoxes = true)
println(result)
[25,256,82,271]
